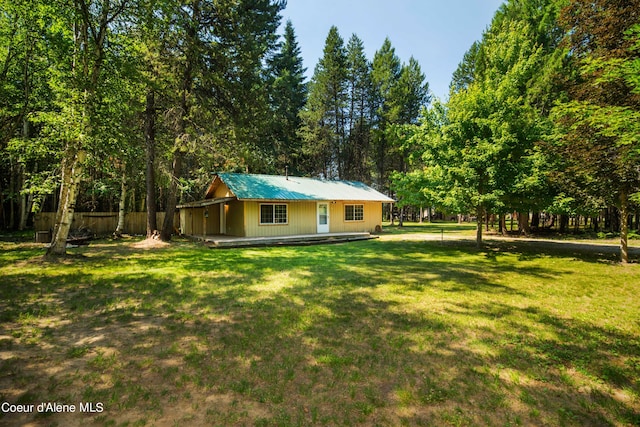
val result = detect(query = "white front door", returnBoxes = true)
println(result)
[317,202,329,233]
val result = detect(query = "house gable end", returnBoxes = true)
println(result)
[205,176,236,200]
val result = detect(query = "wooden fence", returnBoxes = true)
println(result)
[34,212,178,236]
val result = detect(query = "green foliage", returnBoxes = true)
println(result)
[441,20,546,214]
[390,170,423,209]
[551,0,640,261]
[299,26,347,178]
[450,41,481,94]
[0,0,288,230]
[343,34,372,181]
[298,26,418,183]
[3,0,437,229]
[394,0,564,245]
[266,20,308,175]
[370,38,430,190]
[3,0,639,261]
[0,0,63,217]
[6,136,61,212]
[554,22,640,150]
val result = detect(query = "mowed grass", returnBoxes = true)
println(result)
[0,226,639,426]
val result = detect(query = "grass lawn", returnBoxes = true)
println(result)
[1,226,639,426]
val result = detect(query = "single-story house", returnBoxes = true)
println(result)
[177,173,394,237]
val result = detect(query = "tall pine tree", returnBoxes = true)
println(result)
[299,26,347,178]
[344,34,372,181]
[157,0,284,240]
[371,38,402,190]
[267,20,307,175]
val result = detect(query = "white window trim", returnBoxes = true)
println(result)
[259,203,289,225]
[344,204,364,222]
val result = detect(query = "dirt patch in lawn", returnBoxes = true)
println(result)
[130,238,171,250]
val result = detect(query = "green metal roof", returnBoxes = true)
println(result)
[216,173,394,202]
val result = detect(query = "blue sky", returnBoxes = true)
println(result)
[279,0,505,101]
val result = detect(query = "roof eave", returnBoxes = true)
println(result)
[177,197,236,208]
[236,198,395,203]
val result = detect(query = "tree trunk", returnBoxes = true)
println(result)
[559,214,569,233]
[18,164,28,230]
[18,115,34,230]
[47,150,86,256]
[531,212,540,230]
[160,1,198,241]
[8,155,16,229]
[499,213,506,235]
[620,192,629,264]
[47,1,121,255]
[518,212,530,235]
[160,153,182,241]
[144,89,157,238]
[0,190,5,229]
[476,206,483,248]
[18,190,33,231]
[114,170,126,236]
[50,156,72,248]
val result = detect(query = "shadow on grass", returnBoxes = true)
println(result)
[482,238,640,264]
[382,222,477,234]
[0,238,638,425]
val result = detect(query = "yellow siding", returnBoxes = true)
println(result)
[180,206,220,235]
[330,201,382,233]
[179,210,188,234]
[243,201,317,237]
[204,206,220,234]
[234,200,384,237]
[180,208,202,235]
[225,200,245,236]
[193,209,205,235]
[213,181,234,198]
[179,200,384,237]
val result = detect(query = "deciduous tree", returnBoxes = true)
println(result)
[553,0,640,262]
[43,0,131,256]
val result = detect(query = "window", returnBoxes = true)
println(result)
[260,203,288,224]
[344,204,364,221]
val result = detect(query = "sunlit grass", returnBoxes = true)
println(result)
[0,231,639,426]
